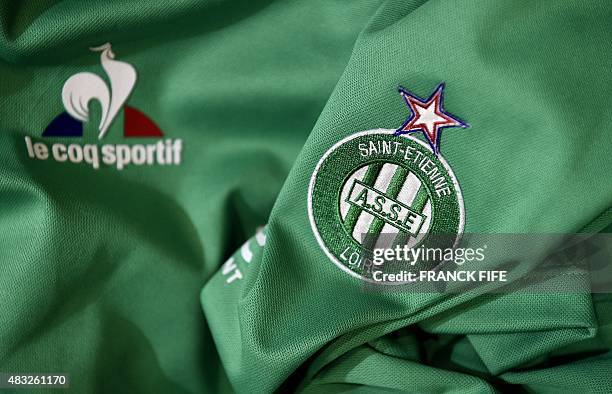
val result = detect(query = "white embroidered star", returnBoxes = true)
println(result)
[395,83,468,153]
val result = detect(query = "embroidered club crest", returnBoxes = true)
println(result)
[308,84,467,282]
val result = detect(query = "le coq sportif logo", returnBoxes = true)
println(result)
[24,43,183,170]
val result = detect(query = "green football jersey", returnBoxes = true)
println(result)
[2,0,612,393]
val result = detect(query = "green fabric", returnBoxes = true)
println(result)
[1,0,612,393]
[0,0,380,392]
[202,0,612,393]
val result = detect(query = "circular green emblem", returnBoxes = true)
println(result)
[307,129,464,282]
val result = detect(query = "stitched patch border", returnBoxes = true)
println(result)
[307,129,465,283]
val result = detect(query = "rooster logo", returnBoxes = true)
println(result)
[43,43,163,139]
